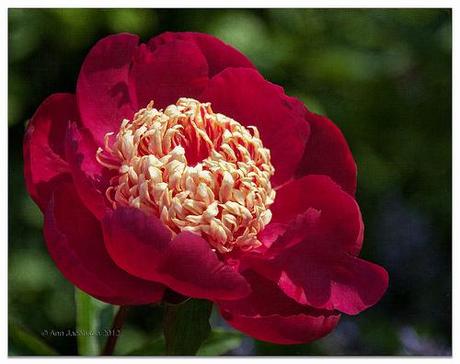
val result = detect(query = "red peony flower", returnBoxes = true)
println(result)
[23,32,388,344]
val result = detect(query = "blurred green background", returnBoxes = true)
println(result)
[8,8,451,356]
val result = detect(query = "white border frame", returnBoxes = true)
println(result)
[2,1,456,362]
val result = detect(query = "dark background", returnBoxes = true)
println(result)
[8,8,452,355]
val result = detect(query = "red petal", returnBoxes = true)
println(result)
[65,123,113,220]
[77,33,139,144]
[253,176,388,315]
[277,254,389,315]
[297,112,357,196]
[43,182,164,305]
[270,175,363,255]
[258,222,287,250]
[200,68,309,187]
[130,40,209,110]
[217,270,340,344]
[23,93,79,211]
[102,207,250,301]
[148,32,255,77]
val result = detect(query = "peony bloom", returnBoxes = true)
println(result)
[23,32,388,345]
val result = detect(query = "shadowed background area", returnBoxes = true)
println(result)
[8,8,451,356]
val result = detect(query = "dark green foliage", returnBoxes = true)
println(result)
[163,299,213,355]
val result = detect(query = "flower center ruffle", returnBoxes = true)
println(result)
[97,98,276,253]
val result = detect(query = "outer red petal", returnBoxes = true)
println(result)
[297,112,357,196]
[200,68,310,187]
[130,40,209,110]
[43,182,164,305]
[77,33,139,145]
[102,207,250,301]
[23,93,79,211]
[65,123,113,220]
[277,254,389,315]
[148,32,255,77]
[252,176,388,315]
[217,271,340,345]
[270,175,363,255]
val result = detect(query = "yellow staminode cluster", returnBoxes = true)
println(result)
[97,98,276,253]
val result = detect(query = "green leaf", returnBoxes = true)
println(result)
[163,298,212,355]
[126,329,243,356]
[197,329,243,356]
[74,288,116,356]
[124,336,166,356]
[124,329,242,356]
[8,321,58,356]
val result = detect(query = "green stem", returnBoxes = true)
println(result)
[75,289,99,356]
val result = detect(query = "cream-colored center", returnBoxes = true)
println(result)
[97,98,275,253]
